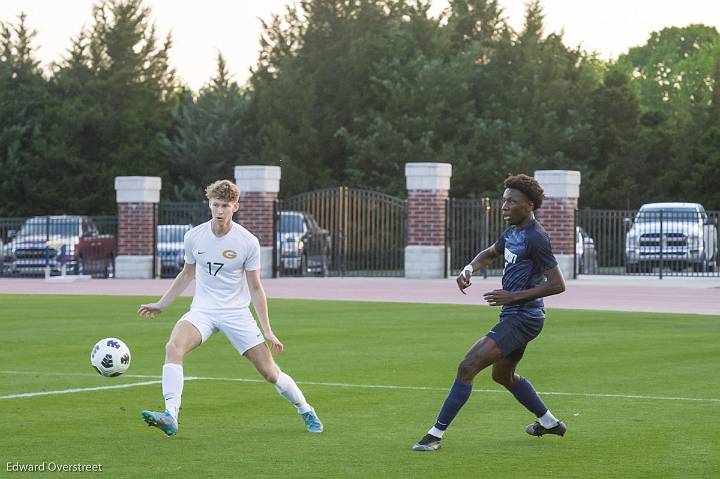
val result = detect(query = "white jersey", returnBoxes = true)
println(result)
[183,221,261,310]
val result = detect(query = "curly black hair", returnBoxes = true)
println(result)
[503,174,544,210]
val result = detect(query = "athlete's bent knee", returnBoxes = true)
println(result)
[456,359,479,383]
[165,340,186,363]
[491,370,513,388]
[261,367,279,384]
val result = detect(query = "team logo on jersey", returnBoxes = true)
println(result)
[222,249,238,259]
[504,247,518,264]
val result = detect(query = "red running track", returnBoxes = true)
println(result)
[1,276,718,316]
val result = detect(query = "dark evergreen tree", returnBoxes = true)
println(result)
[44,0,177,213]
[0,14,48,215]
[163,53,257,200]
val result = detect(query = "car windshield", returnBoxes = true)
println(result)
[158,226,189,242]
[635,208,699,222]
[281,214,304,233]
[19,218,80,236]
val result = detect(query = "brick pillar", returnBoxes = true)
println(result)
[405,162,452,278]
[114,176,161,279]
[533,170,581,280]
[234,165,281,278]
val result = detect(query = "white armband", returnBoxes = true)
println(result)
[462,264,474,276]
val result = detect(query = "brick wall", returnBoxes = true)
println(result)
[237,191,277,247]
[535,197,577,255]
[407,189,448,246]
[117,203,156,255]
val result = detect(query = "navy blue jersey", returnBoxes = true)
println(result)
[493,219,558,317]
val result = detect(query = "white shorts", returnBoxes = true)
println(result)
[178,308,265,355]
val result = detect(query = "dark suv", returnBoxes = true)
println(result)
[277,211,331,276]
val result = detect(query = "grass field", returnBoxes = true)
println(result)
[0,294,718,478]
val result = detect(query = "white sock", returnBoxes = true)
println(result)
[538,410,559,428]
[273,371,312,414]
[428,426,445,438]
[162,363,183,421]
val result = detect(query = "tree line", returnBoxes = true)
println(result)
[1,0,719,216]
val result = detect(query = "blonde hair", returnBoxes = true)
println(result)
[205,180,240,203]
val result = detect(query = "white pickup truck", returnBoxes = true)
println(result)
[625,202,718,273]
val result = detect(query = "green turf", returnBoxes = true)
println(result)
[0,294,718,478]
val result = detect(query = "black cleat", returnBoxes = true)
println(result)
[525,420,567,437]
[412,433,442,451]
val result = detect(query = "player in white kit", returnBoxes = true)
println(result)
[138,180,323,436]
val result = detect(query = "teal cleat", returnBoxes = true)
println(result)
[141,410,178,437]
[300,408,323,433]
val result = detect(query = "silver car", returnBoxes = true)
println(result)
[277,211,330,276]
[157,224,191,278]
[575,226,598,274]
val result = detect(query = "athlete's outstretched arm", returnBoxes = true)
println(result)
[483,265,566,306]
[246,269,284,354]
[457,244,500,294]
[138,262,196,318]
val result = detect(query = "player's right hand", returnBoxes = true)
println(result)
[265,333,284,355]
[137,303,163,319]
[456,265,473,294]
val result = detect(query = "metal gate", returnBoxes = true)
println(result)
[446,198,505,277]
[274,187,406,277]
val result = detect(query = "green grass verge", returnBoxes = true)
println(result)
[0,295,718,478]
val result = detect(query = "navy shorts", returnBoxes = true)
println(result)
[486,312,544,363]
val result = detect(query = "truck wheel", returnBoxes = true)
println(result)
[300,254,308,277]
[104,256,115,278]
[692,253,709,273]
[693,260,711,273]
[320,255,329,277]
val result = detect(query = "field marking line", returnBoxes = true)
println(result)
[1,370,718,403]
[198,376,720,403]
[0,380,162,399]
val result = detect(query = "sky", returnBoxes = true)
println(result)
[0,0,719,91]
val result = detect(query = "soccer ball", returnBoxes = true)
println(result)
[90,338,131,377]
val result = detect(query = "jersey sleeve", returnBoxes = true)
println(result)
[183,230,196,264]
[244,237,261,272]
[494,230,506,254]
[530,230,558,272]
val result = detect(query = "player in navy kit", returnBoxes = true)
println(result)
[413,174,567,451]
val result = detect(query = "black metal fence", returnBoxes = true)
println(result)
[576,207,720,277]
[448,200,720,279]
[5,202,713,281]
[158,201,210,227]
[446,198,505,277]
[1,215,117,278]
[274,187,406,277]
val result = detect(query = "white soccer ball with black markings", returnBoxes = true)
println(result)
[90,338,131,377]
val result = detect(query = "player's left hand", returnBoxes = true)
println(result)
[483,289,515,306]
[265,333,284,355]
